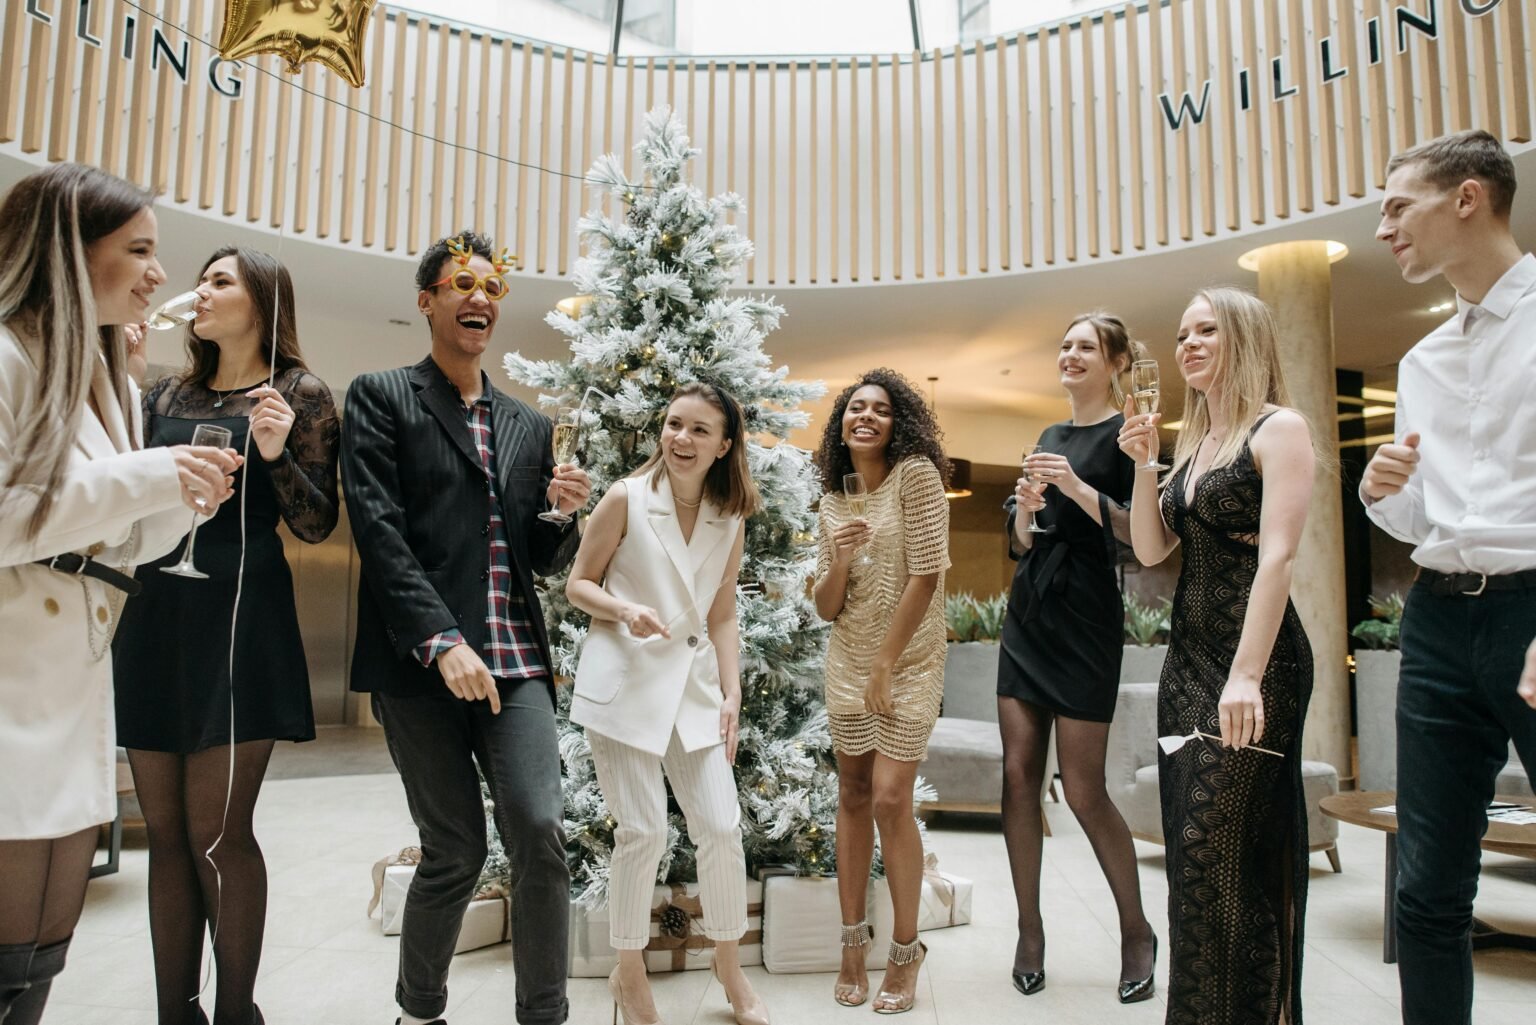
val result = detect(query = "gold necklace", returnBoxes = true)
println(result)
[674,493,703,509]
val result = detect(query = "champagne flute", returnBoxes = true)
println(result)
[1020,444,1047,533]
[843,473,874,567]
[161,423,233,579]
[1130,360,1169,471]
[146,290,200,331]
[538,407,581,524]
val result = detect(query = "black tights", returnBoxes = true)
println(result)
[998,697,1155,981]
[0,827,98,1024]
[129,741,274,1025]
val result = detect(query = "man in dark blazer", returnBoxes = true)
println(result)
[341,230,589,1025]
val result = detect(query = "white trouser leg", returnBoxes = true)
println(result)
[660,732,747,942]
[587,730,670,949]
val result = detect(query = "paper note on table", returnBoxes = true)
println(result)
[1372,805,1397,815]
[1486,806,1536,826]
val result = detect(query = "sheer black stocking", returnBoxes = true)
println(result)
[997,697,1051,976]
[0,827,98,1025]
[998,698,1155,982]
[129,740,274,1025]
[1053,716,1156,982]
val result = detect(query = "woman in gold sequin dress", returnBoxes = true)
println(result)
[813,368,951,1016]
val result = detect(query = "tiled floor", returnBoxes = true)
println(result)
[51,768,1536,1025]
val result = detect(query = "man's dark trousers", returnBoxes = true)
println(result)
[1394,578,1536,1025]
[374,676,569,1025]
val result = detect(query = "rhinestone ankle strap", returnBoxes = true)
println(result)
[841,921,872,947]
[888,937,924,965]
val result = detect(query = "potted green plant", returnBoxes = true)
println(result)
[1120,594,1171,684]
[942,591,1008,721]
[1352,592,1404,790]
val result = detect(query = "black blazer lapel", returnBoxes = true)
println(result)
[491,389,531,496]
[409,357,481,474]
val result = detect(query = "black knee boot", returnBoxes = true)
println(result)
[0,936,70,1025]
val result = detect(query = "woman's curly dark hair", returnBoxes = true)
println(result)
[814,368,951,493]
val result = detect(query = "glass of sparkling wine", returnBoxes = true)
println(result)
[146,291,200,331]
[538,407,581,524]
[1130,360,1169,471]
[1021,444,1047,533]
[843,472,874,567]
[161,423,233,579]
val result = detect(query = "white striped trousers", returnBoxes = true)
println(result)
[586,729,748,948]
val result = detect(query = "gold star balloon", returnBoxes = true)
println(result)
[218,0,378,88]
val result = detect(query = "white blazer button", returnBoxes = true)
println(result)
[687,635,698,647]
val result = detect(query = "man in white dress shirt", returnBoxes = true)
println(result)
[1364,129,1536,1025]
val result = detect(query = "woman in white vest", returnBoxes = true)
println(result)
[0,163,241,1025]
[567,383,768,1025]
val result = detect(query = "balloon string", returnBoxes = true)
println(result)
[194,202,287,1007]
[117,0,651,191]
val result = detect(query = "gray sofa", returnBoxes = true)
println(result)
[1105,682,1342,871]
[922,645,1057,825]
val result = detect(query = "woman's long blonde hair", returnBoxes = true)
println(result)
[1165,287,1292,484]
[0,163,152,539]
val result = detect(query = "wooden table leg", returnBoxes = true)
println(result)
[1383,832,1398,964]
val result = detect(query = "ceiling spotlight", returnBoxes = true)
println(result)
[1237,240,1348,271]
[1427,301,1454,314]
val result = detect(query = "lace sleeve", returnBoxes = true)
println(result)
[899,456,950,576]
[1101,440,1137,564]
[266,370,340,544]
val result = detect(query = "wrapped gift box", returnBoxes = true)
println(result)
[917,855,973,931]
[569,880,764,977]
[760,874,892,974]
[454,893,511,954]
[378,864,415,936]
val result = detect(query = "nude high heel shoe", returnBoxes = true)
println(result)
[872,937,928,1015]
[711,959,770,1025]
[833,920,872,1006]
[608,965,663,1025]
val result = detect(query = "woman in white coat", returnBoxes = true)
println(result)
[0,163,241,1025]
[566,383,768,1025]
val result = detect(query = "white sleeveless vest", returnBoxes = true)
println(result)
[570,467,741,756]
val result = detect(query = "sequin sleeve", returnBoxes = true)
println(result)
[814,501,834,588]
[265,371,340,544]
[898,456,950,577]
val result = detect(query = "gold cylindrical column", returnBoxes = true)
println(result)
[1247,239,1351,778]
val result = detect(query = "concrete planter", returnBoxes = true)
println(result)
[1120,644,1168,685]
[942,642,1002,722]
[1354,649,1402,791]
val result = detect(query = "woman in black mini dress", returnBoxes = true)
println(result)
[996,312,1157,1003]
[113,247,338,1025]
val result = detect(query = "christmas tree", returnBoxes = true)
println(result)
[499,107,929,909]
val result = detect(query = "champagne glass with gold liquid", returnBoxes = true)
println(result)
[161,423,233,579]
[1130,360,1169,471]
[1020,444,1048,533]
[146,291,200,331]
[538,407,581,524]
[843,472,874,567]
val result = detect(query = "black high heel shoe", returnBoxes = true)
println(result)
[1011,969,1045,996]
[1117,935,1157,1004]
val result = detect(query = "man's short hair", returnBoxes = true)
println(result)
[415,229,495,291]
[1386,129,1517,218]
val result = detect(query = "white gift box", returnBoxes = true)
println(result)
[568,880,764,977]
[760,874,893,974]
[378,864,415,936]
[917,869,973,931]
[369,859,510,955]
[454,894,511,954]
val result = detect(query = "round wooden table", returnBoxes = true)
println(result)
[1319,790,1536,964]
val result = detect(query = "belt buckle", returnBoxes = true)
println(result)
[1461,573,1488,597]
[50,553,88,576]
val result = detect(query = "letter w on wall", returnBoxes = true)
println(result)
[1159,80,1212,131]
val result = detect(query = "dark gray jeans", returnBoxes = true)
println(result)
[373,677,569,1025]
[1395,579,1536,1025]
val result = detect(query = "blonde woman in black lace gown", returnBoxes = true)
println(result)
[1117,287,1317,1025]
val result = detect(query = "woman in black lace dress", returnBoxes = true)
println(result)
[113,247,339,1025]
[1118,287,1317,1025]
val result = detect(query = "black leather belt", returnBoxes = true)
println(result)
[1417,567,1536,597]
[35,552,142,596]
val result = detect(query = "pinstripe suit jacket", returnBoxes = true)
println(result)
[340,355,578,697]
